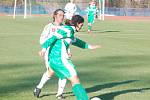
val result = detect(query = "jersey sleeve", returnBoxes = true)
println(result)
[96,8,99,15]
[40,24,50,45]
[65,3,69,12]
[41,27,71,49]
[57,26,75,39]
[42,26,75,49]
[41,35,57,49]
[74,4,77,13]
[71,38,91,49]
[85,7,89,13]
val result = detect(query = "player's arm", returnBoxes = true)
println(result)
[85,7,90,18]
[41,26,70,49]
[41,35,57,49]
[85,7,89,13]
[40,24,50,45]
[67,48,72,58]
[65,3,69,13]
[39,36,57,58]
[95,7,99,16]
[74,4,77,13]
[39,24,51,58]
[71,38,100,49]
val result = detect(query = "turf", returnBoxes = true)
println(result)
[0,16,150,100]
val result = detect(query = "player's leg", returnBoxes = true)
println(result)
[65,60,88,100]
[88,15,92,33]
[57,59,88,100]
[88,15,94,33]
[34,49,54,98]
[56,78,67,99]
[34,68,54,98]
[67,75,88,100]
[50,56,88,100]
[36,68,54,89]
[88,22,92,32]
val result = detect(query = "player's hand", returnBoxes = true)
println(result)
[39,49,46,58]
[90,45,101,50]
[68,53,72,58]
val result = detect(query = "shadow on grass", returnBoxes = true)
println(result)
[91,88,150,100]
[39,91,73,98]
[39,92,73,99]
[39,55,150,98]
[0,62,42,95]
[1,55,150,99]
[93,30,120,33]
[79,30,120,34]
[86,80,138,93]
[39,92,56,98]
[57,80,138,99]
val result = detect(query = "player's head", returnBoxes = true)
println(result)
[70,0,74,3]
[65,15,84,32]
[89,0,96,6]
[53,9,65,24]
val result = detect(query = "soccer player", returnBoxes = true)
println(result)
[86,0,98,33]
[64,0,77,20]
[41,15,100,100]
[34,9,68,99]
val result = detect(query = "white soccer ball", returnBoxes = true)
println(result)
[91,97,101,100]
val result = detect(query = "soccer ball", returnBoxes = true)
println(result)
[91,97,101,100]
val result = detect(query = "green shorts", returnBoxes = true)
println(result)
[88,15,95,24]
[49,58,77,79]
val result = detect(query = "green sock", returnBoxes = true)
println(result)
[72,84,88,100]
[88,25,92,31]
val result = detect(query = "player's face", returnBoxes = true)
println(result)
[55,11,64,24]
[76,23,83,32]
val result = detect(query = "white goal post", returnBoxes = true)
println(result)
[98,0,105,20]
[13,0,32,19]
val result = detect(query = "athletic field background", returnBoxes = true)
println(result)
[0,16,150,100]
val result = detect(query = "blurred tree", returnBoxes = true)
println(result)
[0,0,23,6]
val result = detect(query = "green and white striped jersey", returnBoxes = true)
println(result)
[42,25,91,59]
[40,23,63,45]
[86,5,98,16]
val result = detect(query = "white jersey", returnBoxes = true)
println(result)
[65,3,77,14]
[65,2,77,20]
[40,23,62,68]
[40,23,59,45]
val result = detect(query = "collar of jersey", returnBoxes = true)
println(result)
[52,22,63,26]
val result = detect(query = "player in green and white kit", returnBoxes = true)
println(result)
[41,15,100,100]
[86,0,98,33]
[34,9,68,99]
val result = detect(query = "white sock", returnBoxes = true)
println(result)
[37,71,51,89]
[57,78,67,96]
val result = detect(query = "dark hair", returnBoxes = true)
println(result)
[53,9,65,22]
[65,15,84,27]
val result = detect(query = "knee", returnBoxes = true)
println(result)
[68,76,80,86]
[46,68,54,77]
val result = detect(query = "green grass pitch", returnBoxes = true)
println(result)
[0,16,150,100]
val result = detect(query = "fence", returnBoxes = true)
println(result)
[0,2,150,16]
